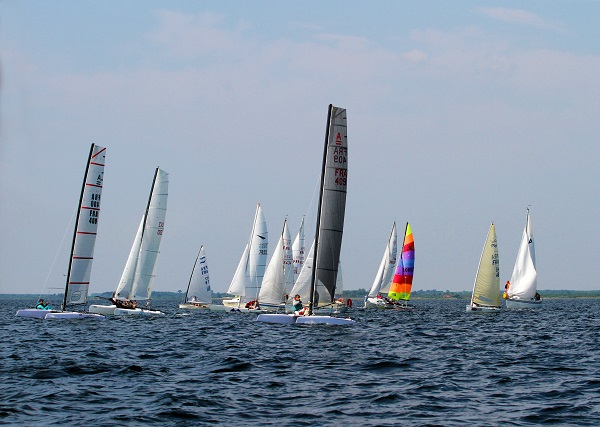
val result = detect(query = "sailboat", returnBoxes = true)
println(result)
[179,245,212,309]
[257,104,355,325]
[466,223,501,313]
[88,167,169,316]
[16,144,106,320]
[214,203,268,311]
[256,219,293,310]
[387,223,416,309]
[505,208,541,308]
[364,222,398,309]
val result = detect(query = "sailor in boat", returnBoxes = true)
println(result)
[292,294,306,315]
[503,281,510,299]
[535,292,541,300]
[36,299,51,310]
[245,300,260,310]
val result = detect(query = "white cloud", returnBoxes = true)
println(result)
[477,7,566,33]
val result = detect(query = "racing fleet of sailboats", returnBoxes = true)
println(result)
[17,107,542,321]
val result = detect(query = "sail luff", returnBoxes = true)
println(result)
[63,143,106,309]
[258,220,287,304]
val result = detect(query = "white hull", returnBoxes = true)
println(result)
[256,313,355,325]
[179,303,210,309]
[364,297,414,310]
[16,309,104,320]
[505,298,542,309]
[16,309,55,319]
[222,298,241,308]
[88,304,117,315]
[114,308,165,316]
[466,304,501,313]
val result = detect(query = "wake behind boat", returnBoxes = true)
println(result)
[257,105,354,325]
[16,144,107,320]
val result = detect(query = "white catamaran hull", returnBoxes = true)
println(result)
[16,309,105,320]
[256,313,355,325]
[505,298,542,309]
[179,303,210,309]
[113,308,165,316]
[88,304,117,315]
[465,304,501,313]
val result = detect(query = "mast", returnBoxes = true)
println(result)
[308,104,333,315]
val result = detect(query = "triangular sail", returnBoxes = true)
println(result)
[63,144,106,308]
[291,218,305,284]
[115,167,169,301]
[508,209,537,300]
[258,220,290,305]
[388,223,415,301]
[470,223,500,307]
[368,222,398,297]
[184,245,212,304]
[227,203,268,302]
[310,105,348,308]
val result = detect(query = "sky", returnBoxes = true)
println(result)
[1,1,599,296]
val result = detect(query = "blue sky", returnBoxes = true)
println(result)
[1,1,599,296]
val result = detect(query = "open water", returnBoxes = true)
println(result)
[1,297,599,426]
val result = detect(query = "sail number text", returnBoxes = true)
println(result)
[157,221,165,235]
[335,168,347,186]
[88,193,101,224]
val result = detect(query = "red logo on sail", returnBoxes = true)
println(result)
[335,132,342,146]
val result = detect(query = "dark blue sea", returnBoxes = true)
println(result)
[1,297,599,426]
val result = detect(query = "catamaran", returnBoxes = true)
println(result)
[257,104,355,325]
[387,223,416,309]
[89,167,168,316]
[505,208,541,308]
[466,223,501,313]
[16,144,107,320]
[209,203,268,312]
[179,245,212,309]
[364,222,398,309]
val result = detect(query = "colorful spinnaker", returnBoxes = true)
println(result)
[388,223,414,301]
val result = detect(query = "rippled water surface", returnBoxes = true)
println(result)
[1,297,600,426]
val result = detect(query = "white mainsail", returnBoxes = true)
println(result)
[184,245,212,304]
[367,222,398,297]
[291,217,305,283]
[470,223,500,307]
[258,219,292,305]
[114,167,169,301]
[227,203,268,302]
[63,144,106,307]
[507,209,537,300]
